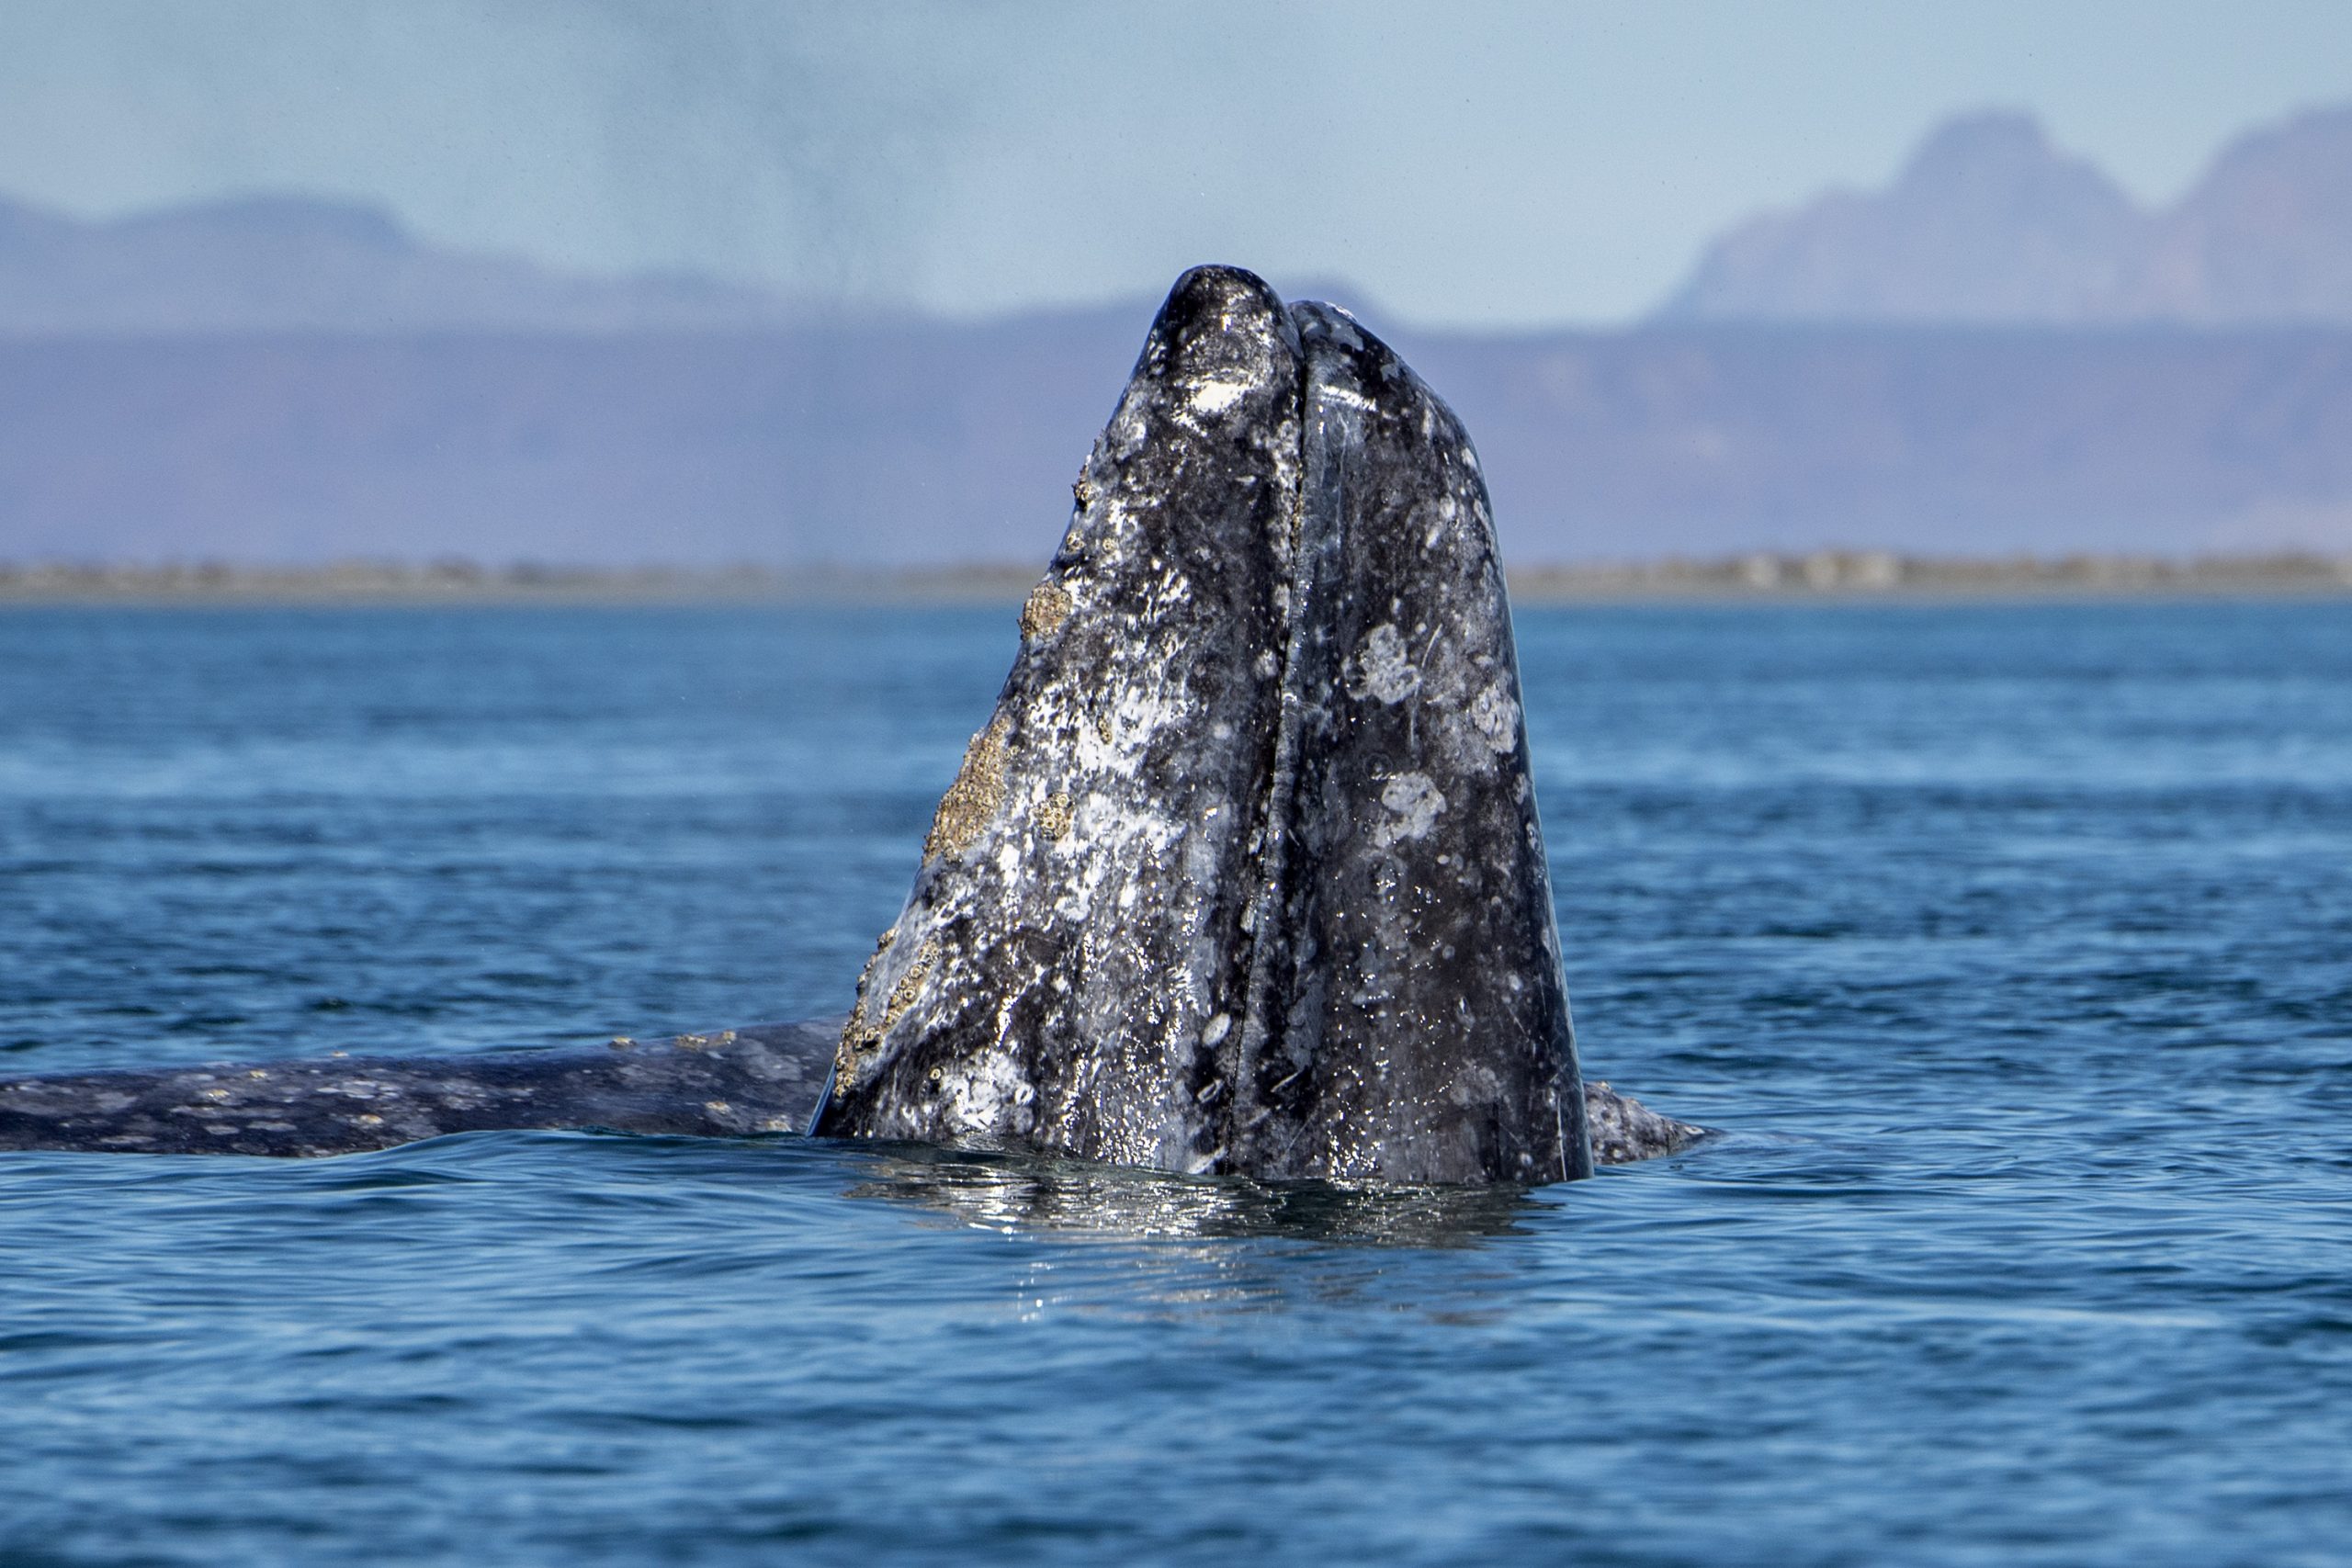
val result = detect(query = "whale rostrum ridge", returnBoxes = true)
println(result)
[819,267,1597,1183]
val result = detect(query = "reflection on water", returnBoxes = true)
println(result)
[843,1140,1542,1247]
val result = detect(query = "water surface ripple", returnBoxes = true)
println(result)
[2,604,2347,1566]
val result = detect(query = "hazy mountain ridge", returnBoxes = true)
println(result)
[0,193,804,335]
[1663,104,2352,325]
[6,107,2352,567]
[7,319,2350,567]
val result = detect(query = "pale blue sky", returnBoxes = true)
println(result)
[4,0,2349,326]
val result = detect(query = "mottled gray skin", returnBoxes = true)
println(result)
[1226,303,1589,1182]
[0,1023,835,1157]
[820,266,1305,1170]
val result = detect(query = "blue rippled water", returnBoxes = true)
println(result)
[2,601,2348,1566]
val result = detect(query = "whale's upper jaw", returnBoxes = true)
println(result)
[819,266,1591,1184]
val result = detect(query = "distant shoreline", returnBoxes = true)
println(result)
[4,553,2351,606]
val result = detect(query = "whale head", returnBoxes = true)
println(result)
[819,266,1591,1184]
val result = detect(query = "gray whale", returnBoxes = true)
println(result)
[0,267,1702,1179]
[820,271,1602,1182]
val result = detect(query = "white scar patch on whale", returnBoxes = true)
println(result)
[1373,772,1447,847]
[1351,622,1421,705]
[1423,493,1460,549]
[1469,682,1521,752]
[1316,382,1378,412]
[1188,376,1254,415]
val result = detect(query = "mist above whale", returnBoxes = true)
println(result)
[0,267,1699,1179]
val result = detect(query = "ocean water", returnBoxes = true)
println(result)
[1,600,2347,1566]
